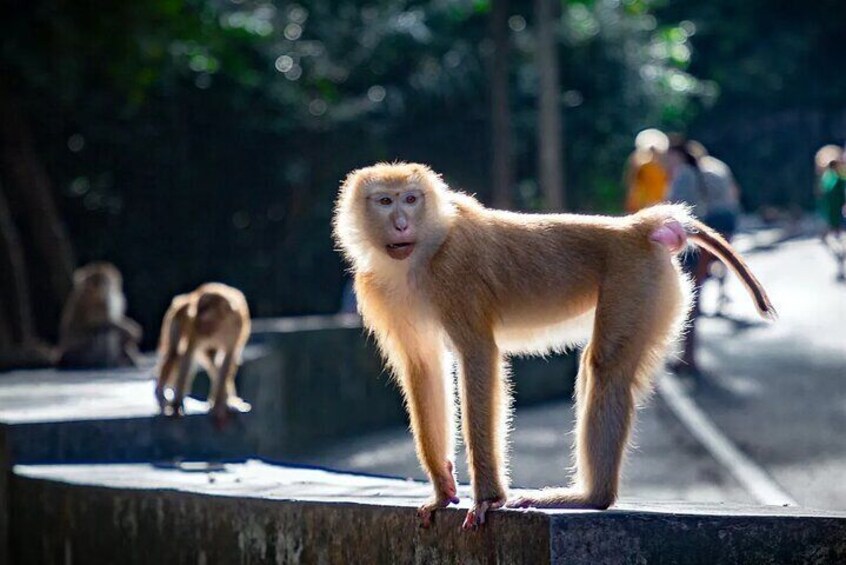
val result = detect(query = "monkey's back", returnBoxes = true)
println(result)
[423,201,689,349]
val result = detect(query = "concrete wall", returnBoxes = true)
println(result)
[242,320,405,457]
[0,315,577,563]
[241,315,577,458]
[11,462,846,565]
[2,316,846,563]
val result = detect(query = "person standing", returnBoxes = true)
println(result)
[666,140,746,379]
[690,141,742,312]
[624,128,670,213]
[815,144,846,281]
[664,141,708,377]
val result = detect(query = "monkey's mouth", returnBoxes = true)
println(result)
[385,242,415,260]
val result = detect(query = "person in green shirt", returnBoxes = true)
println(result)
[815,144,846,280]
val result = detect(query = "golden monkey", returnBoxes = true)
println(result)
[57,262,142,369]
[155,283,251,424]
[333,162,774,530]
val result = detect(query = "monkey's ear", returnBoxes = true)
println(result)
[72,268,88,286]
[340,169,366,194]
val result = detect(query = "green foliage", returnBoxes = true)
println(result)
[1,0,745,335]
[656,0,846,209]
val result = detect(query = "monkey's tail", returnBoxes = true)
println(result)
[686,219,778,321]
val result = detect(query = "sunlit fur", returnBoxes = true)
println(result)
[333,162,775,529]
[155,283,251,424]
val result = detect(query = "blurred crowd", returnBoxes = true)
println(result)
[624,129,846,378]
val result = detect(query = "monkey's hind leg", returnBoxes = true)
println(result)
[209,349,250,427]
[507,344,636,510]
[171,336,199,417]
[508,270,684,510]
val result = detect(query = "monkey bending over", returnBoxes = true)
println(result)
[155,283,251,424]
[333,163,775,530]
[57,262,142,369]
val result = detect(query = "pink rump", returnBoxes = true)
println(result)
[649,219,687,253]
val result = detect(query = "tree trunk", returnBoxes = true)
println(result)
[0,182,36,346]
[535,0,565,211]
[490,0,514,209]
[0,301,12,350]
[0,85,76,307]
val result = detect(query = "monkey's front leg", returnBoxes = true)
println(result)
[398,350,458,528]
[171,337,197,417]
[457,344,510,530]
[155,352,179,415]
[210,350,250,427]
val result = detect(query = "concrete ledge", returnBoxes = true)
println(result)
[0,368,254,465]
[11,461,846,564]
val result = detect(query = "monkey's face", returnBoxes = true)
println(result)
[73,263,123,293]
[335,163,455,271]
[364,185,425,261]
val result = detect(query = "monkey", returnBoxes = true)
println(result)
[155,283,251,425]
[57,262,142,369]
[333,162,775,530]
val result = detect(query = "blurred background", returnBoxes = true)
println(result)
[1,0,846,517]
[2,0,844,352]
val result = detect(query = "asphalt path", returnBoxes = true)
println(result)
[692,232,846,510]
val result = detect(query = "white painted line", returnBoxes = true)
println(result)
[658,371,797,507]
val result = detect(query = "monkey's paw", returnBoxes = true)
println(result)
[211,398,251,429]
[505,489,612,510]
[505,495,540,509]
[416,494,460,529]
[165,401,186,418]
[227,397,252,413]
[461,497,505,530]
[417,462,460,528]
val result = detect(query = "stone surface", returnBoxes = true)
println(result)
[0,366,254,464]
[0,314,576,465]
[305,396,754,505]
[11,461,846,564]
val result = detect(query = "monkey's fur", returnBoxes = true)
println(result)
[155,283,251,424]
[57,262,142,369]
[333,162,775,529]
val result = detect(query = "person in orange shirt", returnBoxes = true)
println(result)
[624,128,670,213]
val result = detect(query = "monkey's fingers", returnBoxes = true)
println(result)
[416,495,460,529]
[461,498,504,531]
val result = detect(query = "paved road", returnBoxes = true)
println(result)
[305,395,752,504]
[306,225,845,510]
[693,232,846,510]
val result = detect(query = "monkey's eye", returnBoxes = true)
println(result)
[378,196,392,206]
[405,194,417,204]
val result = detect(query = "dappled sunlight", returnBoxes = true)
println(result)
[0,3,844,560]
